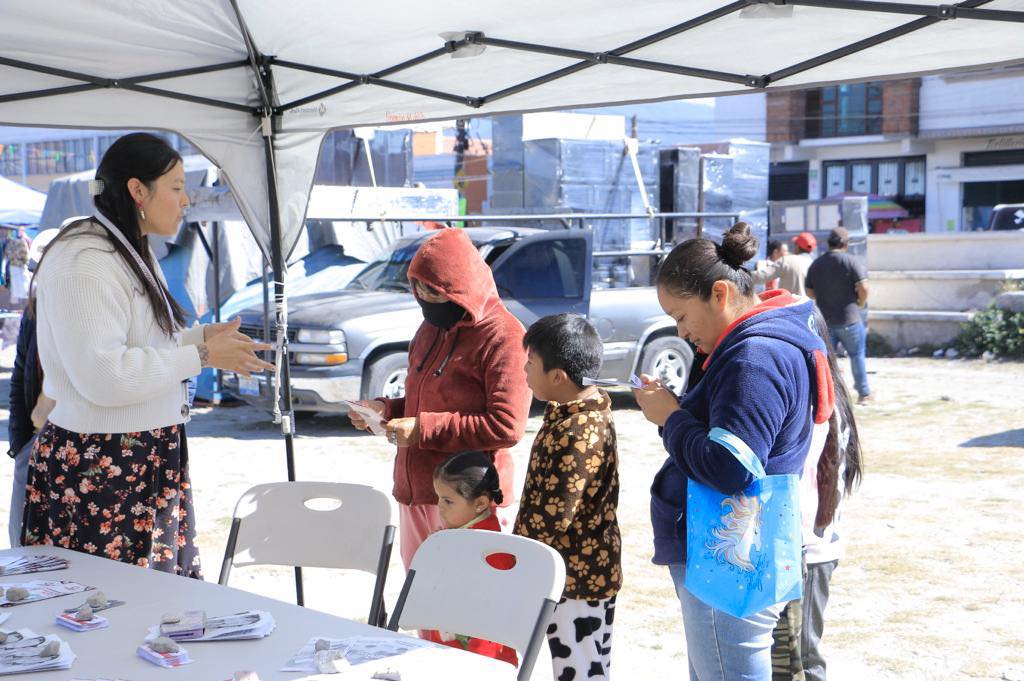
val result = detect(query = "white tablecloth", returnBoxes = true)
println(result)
[0,546,515,680]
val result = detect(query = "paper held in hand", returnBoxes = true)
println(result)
[582,374,643,389]
[343,401,387,436]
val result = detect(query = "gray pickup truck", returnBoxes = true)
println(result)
[223,226,693,414]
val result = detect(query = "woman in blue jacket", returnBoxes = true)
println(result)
[635,222,834,681]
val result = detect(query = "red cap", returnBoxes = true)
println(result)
[794,232,817,253]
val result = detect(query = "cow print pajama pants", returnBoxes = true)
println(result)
[546,595,616,680]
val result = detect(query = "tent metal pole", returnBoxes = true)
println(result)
[261,120,304,606]
[119,60,253,85]
[228,0,304,605]
[773,0,1023,22]
[473,35,753,85]
[212,221,222,403]
[768,0,993,84]
[482,1,751,104]
[0,84,101,105]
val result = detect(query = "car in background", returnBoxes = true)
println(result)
[988,204,1024,231]
[222,227,693,414]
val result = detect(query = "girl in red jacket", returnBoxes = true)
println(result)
[422,452,518,667]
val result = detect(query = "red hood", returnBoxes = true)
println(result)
[407,228,500,325]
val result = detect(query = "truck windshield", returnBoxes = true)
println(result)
[346,240,421,292]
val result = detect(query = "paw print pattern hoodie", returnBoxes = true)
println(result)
[381,229,532,506]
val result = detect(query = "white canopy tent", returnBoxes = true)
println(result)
[0,175,46,226]
[2,0,1023,473]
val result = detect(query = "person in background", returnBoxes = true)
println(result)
[762,239,788,290]
[515,313,621,681]
[23,132,272,574]
[6,310,51,547]
[771,309,864,681]
[805,227,872,404]
[4,228,31,305]
[751,231,816,297]
[423,451,518,667]
[348,228,531,570]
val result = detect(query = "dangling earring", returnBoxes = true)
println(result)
[139,206,147,223]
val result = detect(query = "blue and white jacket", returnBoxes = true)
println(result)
[650,290,835,565]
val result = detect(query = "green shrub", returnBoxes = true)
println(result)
[954,303,1024,358]
[866,330,894,357]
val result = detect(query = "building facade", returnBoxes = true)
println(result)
[766,67,1024,233]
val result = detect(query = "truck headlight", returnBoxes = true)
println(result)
[297,329,346,346]
[294,352,349,366]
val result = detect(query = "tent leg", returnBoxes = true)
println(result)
[260,115,302,605]
[212,221,222,403]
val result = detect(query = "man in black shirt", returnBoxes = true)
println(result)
[806,228,872,403]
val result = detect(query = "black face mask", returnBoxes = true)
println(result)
[417,298,466,330]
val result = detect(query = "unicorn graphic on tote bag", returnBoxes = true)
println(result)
[707,495,763,572]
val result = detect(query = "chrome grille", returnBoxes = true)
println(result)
[239,324,297,344]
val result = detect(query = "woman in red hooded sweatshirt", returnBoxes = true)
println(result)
[349,228,532,568]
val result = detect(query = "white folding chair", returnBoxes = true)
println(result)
[387,529,565,681]
[218,482,396,626]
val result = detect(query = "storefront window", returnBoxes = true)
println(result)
[877,160,900,197]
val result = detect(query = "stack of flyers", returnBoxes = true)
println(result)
[281,635,433,672]
[158,610,206,640]
[136,641,192,668]
[55,611,109,632]
[0,630,76,675]
[147,610,275,642]
[0,581,91,608]
[0,556,69,576]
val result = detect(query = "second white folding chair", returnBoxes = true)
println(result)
[219,481,396,626]
[387,529,565,681]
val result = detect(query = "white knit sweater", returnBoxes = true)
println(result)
[35,219,204,434]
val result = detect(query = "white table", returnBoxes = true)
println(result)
[0,546,514,680]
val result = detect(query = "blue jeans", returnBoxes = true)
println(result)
[669,564,783,681]
[829,322,870,398]
[9,435,35,547]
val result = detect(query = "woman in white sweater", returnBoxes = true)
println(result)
[23,133,273,576]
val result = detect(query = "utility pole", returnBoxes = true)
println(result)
[454,118,469,220]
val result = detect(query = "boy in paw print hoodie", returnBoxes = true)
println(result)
[513,388,621,681]
[513,389,622,600]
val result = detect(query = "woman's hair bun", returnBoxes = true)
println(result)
[719,222,758,268]
[490,488,504,505]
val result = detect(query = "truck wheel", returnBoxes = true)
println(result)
[639,336,694,396]
[363,352,409,401]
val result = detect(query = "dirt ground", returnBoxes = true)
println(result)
[1,352,1022,680]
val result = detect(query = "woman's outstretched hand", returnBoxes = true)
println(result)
[198,318,274,377]
[633,373,682,427]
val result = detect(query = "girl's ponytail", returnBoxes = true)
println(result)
[434,451,504,505]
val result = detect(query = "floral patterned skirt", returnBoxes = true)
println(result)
[22,422,202,578]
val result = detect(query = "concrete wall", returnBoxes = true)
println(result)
[871,270,1024,311]
[919,71,1024,135]
[867,231,1024,349]
[867,231,1024,271]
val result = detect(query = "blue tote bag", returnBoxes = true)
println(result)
[684,428,802,618]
